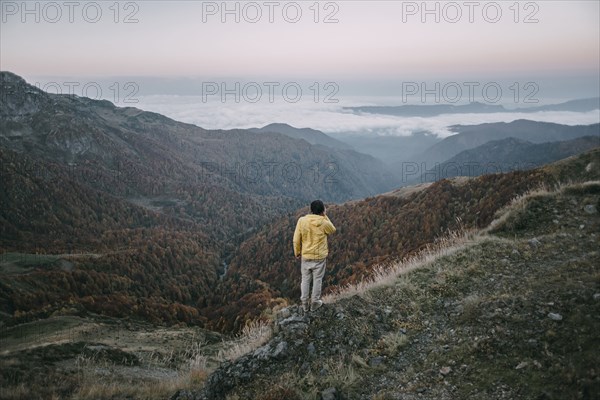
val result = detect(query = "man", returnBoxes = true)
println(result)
[293,200,336,313]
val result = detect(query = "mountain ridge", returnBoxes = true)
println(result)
[407,135,600,185]
[414,119,600,166]
[249,123,353,150]
[344,97,600,117]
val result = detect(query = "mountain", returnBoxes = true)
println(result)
[0,72,395,205]
[344,97,600,117]
[0,71,397,328]
[327,131,442,165]
[180,178,600,400]
[516,97,600,112]
[247,124,398,191]
[3,152,598,399]
[203,149,600,332]
[416,119,600,166]
[249,123,352,150]
[344,101,505,117]
[408,136,600,185]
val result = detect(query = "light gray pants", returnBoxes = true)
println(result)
[300,258,327,304]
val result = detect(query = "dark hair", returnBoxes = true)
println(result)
[310,200,325,215]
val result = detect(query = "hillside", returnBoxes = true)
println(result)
[417,120,599,165]
[249,123,353,150]
[175,179,600,400]
[327,131,441,165]
[203,150,600,332]
[1,71,395,205]
[410,136,600,184]
[0,71,397,328]
[2,71,598,335]
[3,165,597,400]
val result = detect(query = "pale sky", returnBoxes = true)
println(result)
[1,1,599,132]
[1,0,598,82]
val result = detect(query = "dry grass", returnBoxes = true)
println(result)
[484,180,599,234]
[376,331,410,356]
[71,346,208,400]
[324,180,600,304]
[216,319,272,362]
[323,227,481,303]
[483,182,555,234]
[71,319,272,399]
[275,356,359,400]
[73,380,185,400]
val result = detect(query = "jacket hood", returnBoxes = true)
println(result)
[304,214,326,226]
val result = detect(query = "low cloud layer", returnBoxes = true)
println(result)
[134,95,600,138]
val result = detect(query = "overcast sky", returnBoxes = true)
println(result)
[2,1,598,81]
[1,0,599,132]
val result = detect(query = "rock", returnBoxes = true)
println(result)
[277,314,309,336]
[440,366,451,375]
[253,343,272,360]
[547,312,563,321]
[272,341,288,358]
[277,307,292,320]
[369,356,385,367]
[528,238,541,248]
[593,293,600,300]
[515,361,528,369]
[584,204,597,214]
[252,340,288,360]
[278,314,307,327]
[580,224,585,230]
[321,387,337,400]
[170,390,195,400]
[307,342,316,356]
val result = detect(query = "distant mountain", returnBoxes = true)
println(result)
[409,136,600,185]
[345,101,505,117]
[518,97,600,112]
[249,123,352,150]
[0,71,398,328]
[0,71,396,205]
[416,119,600,166]
[344,98,600,117]
[327,131,442,165]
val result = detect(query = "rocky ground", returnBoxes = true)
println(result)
[172,182,600,400]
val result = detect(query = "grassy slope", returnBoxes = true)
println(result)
[2,158,598,400]
[200,181,600,400]
[0,315,227,399]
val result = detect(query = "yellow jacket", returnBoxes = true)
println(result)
[293,214,336,260]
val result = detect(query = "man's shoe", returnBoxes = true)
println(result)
[311,300,323,311]
[301,302,310,314]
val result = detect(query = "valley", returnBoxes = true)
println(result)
[1,71,599,399]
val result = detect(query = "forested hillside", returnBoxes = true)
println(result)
[2,71,598,335]
[0,71,395,328]
[207,150,600,331]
